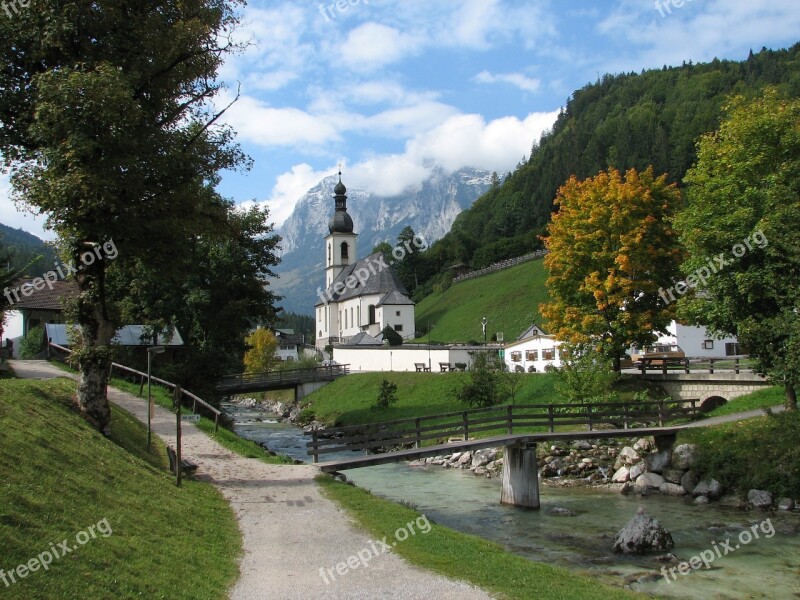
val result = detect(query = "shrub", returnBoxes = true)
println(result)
[380,325,403,347]
[373,379,399,409]
[19,324,44,359]
[295,408,317,427]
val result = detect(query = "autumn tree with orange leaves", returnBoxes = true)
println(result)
[539,167,683,371]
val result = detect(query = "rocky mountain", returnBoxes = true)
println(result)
[272,167,492,314]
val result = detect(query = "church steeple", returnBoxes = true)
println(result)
[328,169,354,234]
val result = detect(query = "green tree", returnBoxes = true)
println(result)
[540,167,683,371]
[0,0,248,431]
[455,351,504,407]
[243,329,279,374]
[373,379,399,410]
[371,241,393,265]
[380,325,403,347]
[396,226,421,294]
[676,90,800,410]
[554,343,618,405]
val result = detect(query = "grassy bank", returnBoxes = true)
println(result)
[0,378,241,600]
[318,475,642,600]
[678,406,800,498]
[414,258,548,343]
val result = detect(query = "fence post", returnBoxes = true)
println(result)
[658,399,664,427]
[214,412,219,433]
[312,430,319,463]
[507,405,513,435]
[709,358,715,374]
[548,404,554,433]
[623,402,629,429]
[415,418,421,449]
[463,411,469,441]
[684,358,690,374]
[139,374,145,397]
[734,357,740,374]
[587,404,593,431]
[662,360,667,375]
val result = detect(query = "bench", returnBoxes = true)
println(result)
[439,362,453,372]
[414,363,431,372]
[166,446,198,476]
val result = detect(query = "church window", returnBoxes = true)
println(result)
[341,241,349,260]
[368,305,376,325]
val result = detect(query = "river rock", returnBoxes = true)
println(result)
[573,440,592,450]
[662,468,684,484]
[659,483,687,496]
[408,459,426,467]
[473,448,497,467]
[671,444,698,470]
[449,452,462,462]
[681,470,698,494]
[457,451,473,466]
[694,495,710,505]
[619,446,641,465]
[612,466,631,483]
[635,473,665,492]
[633,438,652,453]
[612,507,674,554]
[473,466,488,476]
[747,489,773,508]
[778,498,795,511]
[629,462,648,481]
[693,479,723,500]
[620,481,634,495]
[549,507,578,517]
[645,450,672,473]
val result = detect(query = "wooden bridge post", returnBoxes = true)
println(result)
[500,442,540,509]
[463,411,469,441]
[415,418,421,449]
[311,430,319,463]
[506,405,513,435]
[547,404,554,432]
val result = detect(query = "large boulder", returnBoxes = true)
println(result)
[659,482,687,496]
[472,448,498,468]
[681,471,698,494]
[645,450,672,473]
[633,438,652,453]
[671,444,698,470]
[612,508,675,554]
[618,446,641,465]
[612,466,631,483]
[692,479,723,500]
[629,462,648,480]
[573,440,592,450]
[662,468,685,484]
[634,472,665,493]
[747,489,773,509]
[457,451,473,466]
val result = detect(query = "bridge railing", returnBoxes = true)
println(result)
[217,364,350,391]
[636,355,755,375]
[48,341,223,431]
[305,399,699,463]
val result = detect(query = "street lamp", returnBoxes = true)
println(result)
[427,320,435,372]
[481,316,488,344]
[146,345,166,450]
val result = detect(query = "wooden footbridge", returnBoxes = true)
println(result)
[307,399,703,509]
[216,364,350,396]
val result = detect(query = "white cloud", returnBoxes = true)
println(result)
[244,163,334,227]
[0,174,52,240]
[474,70,541,93]
[336,22,422,72]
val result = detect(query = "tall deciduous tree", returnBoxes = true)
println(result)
[243,329,279,374]
[540,167,683,370]
[0,1,248,431]
[676,90,800,410]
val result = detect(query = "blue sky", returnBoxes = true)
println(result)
[2,0,799,238]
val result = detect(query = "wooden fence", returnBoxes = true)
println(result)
[306,398,698,463]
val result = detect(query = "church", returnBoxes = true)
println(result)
[315,173,415,350]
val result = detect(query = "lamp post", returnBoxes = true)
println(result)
[427,320,435,372]
[481,316,488,344]
[146,345,166,450]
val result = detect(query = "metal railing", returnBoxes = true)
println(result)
[306,398,698,463]
[48,341,222,431]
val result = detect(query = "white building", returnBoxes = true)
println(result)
[503,324,564,372]
[315,173,415,350]
[642,321,741,358]
[275,329,303,362]
[333,338,487,372]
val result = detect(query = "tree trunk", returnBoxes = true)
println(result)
[612,354,621,372]
[786,383,797,412]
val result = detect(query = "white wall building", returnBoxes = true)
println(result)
[645,321,741,358]
[315,173,415,350]
[333,342,488,372]
[275,329,303,362]
[503,324,564,372]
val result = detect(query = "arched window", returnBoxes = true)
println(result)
[340,241,349,260]
[327,243,331,264]
[368,305,376,325]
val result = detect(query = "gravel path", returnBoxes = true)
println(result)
[9,361,493,600]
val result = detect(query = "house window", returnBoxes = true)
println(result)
[725,342,741,356]
[703,340,714,350]
[368,305,376,325]
[558,347,569,359]
[525,350,538,361]
[542,348,555,361]
[395,324,403,332]
[350,307,353,327]
[340,241,349,260]
[510,351,522,362]
[396,310,401,317]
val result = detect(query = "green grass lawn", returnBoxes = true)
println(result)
[318,475,643,600]
[414,258,548,342]
[702,385,785,416]
[0,377,241,600]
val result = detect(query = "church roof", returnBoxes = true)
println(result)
[345,332,383,346]
[315,252,414,307]
[516,323,549,340]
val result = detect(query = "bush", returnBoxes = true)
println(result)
[295,408,317,427]
[373,379,399,409]
[19,324,44,359]
[454,351,505,407]
[380,325,403,347]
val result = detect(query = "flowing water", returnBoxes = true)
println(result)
[229,403,800,599]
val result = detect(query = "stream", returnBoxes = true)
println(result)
[227,403,800,599]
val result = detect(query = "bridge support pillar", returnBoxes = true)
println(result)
[501,442,540,509]
[295,380,328,402]
[654,434,676,452]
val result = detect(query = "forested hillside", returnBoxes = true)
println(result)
[0,223,56,276]
[413,44,800,297]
